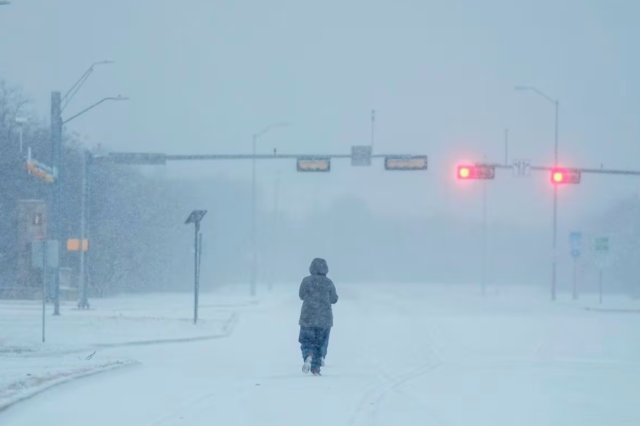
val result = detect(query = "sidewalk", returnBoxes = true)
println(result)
[0,286,259,411]
[0,286,260,352]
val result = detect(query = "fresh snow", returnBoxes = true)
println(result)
[1,283,639,426]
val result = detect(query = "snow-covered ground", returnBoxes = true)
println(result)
[0,286,249,412]
[1,283,640,425]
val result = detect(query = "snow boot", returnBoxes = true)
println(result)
[312,368,321,376]
[302,354,312,374]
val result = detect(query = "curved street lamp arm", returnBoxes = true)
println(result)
[63,96,129,125]
[254,122,289,139]
[515,85,556,105]
[62,61,115,111]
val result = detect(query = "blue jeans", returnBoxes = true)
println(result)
[301,327,330,359]
[299,327,330,370]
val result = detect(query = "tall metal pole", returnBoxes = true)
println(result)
[194,222,200,324]
[42,244,46,343]
[599,270,603,304]
[18,126,23,156]
[552,100,559,301]
[250,135,257,297]
[481,154,487,296]
[78,151,89,309]
[572,258,578,300]
[515,86,560,302]
[50,92,62,316]
[270,170,281,292]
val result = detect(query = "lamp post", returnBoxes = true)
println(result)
[50,60,124,313]
[15,117,27,156]
[250,122,288,297]
[515,85,559,301]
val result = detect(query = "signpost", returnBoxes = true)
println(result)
[594,236,610,304]
[569,232,582,300]
[185,210,207,324]
[32,240,59,342]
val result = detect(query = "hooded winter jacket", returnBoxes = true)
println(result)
[298,258,339,328]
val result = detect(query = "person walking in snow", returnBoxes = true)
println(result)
[299,258,338,376]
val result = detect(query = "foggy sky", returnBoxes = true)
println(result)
[2,0,639,227]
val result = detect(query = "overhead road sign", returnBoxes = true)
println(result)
[384,155,428,171]
[351,146,372,166]
[297,157,331,172]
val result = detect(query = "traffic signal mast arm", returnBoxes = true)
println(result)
[466,162,640,177]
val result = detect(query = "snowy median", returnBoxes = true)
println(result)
[0,291,241,353]
[0,290,247,410]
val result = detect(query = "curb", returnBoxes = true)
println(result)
[92,312,239,349]
[16,312,240,359]
[0,360,139,413]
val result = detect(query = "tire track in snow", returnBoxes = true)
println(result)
[348,288,446,426]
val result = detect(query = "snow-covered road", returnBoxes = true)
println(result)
[2,284,640,426]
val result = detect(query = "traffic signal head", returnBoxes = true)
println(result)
[550,168,581,184]
[457,164,495,180]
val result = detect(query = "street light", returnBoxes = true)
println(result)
[63,95,129,125]
[49,61,124,313]
[515,85,560,301]
[62,61,115,112]
[15,117,28,155]
[251,122,288,297]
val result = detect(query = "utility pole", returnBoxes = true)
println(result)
[50,91,62,316]
[78,151,90,309]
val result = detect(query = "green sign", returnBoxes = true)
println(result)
[595,237,609,253]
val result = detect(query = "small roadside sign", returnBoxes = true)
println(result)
[595,237,609,253]
[351,146,372,166]
[512,159,531,177]
[594,236,611,270]
[569,231,582,258]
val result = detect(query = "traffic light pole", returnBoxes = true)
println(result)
[482,171,488,296]
[552,100,559,302]
[50,92,62,316]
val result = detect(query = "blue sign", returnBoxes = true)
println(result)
[570,232,582,258]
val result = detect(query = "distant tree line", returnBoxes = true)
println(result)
[0,79,192,296]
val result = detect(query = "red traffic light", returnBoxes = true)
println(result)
[457,164,495,180]
[550,168,581,184]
